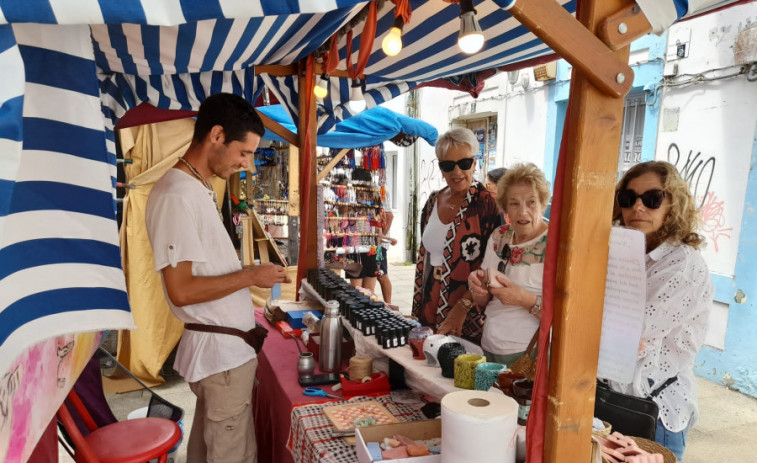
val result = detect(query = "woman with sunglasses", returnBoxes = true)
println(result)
[412,128,499,343]
[608,161,713,460]
[467,163,550,364]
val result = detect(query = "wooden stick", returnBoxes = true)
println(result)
[316,149,350,183]
[256,110,299,147]
[505,0,633,98]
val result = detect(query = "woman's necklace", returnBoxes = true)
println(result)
[179,157,221,219]
[445,191,466,211]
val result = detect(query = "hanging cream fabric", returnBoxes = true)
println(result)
[117,118,203,385]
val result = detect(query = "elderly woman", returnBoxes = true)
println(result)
[467,163,549,365]
[412,128,499,343]
[607,161,713,460]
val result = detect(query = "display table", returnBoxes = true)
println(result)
[253,308,332,463]
[252,308,427,463]
[299,279,479,401]
[288,395,425,463]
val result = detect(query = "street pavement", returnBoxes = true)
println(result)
[58,263,757,462]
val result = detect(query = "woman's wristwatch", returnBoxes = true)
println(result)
[457,297,474,310]
[529,295,542,315]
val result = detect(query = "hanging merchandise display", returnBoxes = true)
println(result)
[234,141,291,263]
[321,145,388,280]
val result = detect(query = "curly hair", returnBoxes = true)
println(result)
[612,161,703,249]
[496,162,551,212]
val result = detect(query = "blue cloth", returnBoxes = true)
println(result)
[655,418,688,461]
[259,105,437,147]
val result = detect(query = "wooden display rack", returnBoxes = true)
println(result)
[240,208,288,266]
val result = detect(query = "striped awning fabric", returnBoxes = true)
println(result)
[0,0,739,375]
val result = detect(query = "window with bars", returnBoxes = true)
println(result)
[617,93,646,180]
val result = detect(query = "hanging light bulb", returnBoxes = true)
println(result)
[348,78,367,113]
[382,17,404,57]
[458,0,484,54]
[313,73,330,99]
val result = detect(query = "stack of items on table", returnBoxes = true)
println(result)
[365,434,439,460]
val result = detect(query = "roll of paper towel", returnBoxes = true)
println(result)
[441,390,519,463]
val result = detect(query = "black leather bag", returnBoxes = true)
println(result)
[185,322,269,353]
[594,377,677,440]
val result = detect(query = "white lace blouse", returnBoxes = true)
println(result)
[609,241,714,433]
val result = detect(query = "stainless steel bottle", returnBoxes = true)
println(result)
[319,300,342,373]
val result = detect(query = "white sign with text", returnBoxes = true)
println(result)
[597,227,646,383]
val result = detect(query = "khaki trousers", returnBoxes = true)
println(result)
[187,358,258,463]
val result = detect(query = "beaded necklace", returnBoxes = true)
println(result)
[179,157,222,219]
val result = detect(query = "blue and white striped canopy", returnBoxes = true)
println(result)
[0,0,738,375]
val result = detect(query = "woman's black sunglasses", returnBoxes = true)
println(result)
[438,157,475,173]
[616,189,666,209]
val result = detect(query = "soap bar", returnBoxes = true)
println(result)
[406,444,430,456]
[366,442,383,461]
[381,446,408,460]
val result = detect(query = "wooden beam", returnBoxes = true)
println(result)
[598,3,654,51]
[297,60,319,278]
[256,109,299,147]
[505,0,633,98]
[254,64,297,76]
[544,0,632,461]
[316,149,350,183]
[314,63,364,79]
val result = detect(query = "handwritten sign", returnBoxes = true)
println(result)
[597,227,646,383]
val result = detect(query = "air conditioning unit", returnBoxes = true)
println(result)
[533,62,557,81]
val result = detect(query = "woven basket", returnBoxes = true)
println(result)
[598,436,677,463]
[592,421,612,437]
[632,437,677,463]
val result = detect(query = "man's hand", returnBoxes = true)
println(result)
[243,263,291,288]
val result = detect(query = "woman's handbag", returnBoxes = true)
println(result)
[594,376,678,440]
[185,322,269,353]
[508,328,539,381]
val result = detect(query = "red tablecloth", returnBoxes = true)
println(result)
[253,308,345,463]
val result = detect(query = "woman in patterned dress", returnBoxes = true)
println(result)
[411,128,499,344]
[608,161,713,460]
[467,163,550,365]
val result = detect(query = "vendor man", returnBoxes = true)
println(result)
[146,93,290,463]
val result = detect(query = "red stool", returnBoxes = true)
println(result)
[57,390,181,463]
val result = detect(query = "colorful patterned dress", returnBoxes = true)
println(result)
[411,182,499,343]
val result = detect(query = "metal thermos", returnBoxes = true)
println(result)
[319,300,343,373]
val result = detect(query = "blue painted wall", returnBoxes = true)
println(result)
[544,33,667,182]
[694,125,757,396]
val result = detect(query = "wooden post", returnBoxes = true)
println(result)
[544,0,632,461]
[295,58,319,288]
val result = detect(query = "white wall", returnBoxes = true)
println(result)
[656,3,757,276]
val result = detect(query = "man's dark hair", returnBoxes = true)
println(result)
[193,93,265,144]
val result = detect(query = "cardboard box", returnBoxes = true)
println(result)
[355,420,441,463]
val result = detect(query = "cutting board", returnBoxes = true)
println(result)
[322,400,399,433]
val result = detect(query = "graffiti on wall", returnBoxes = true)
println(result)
[418,157,443,207]
[700,191,733,252]
[666,143,715,208]
[667,143,732,252]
